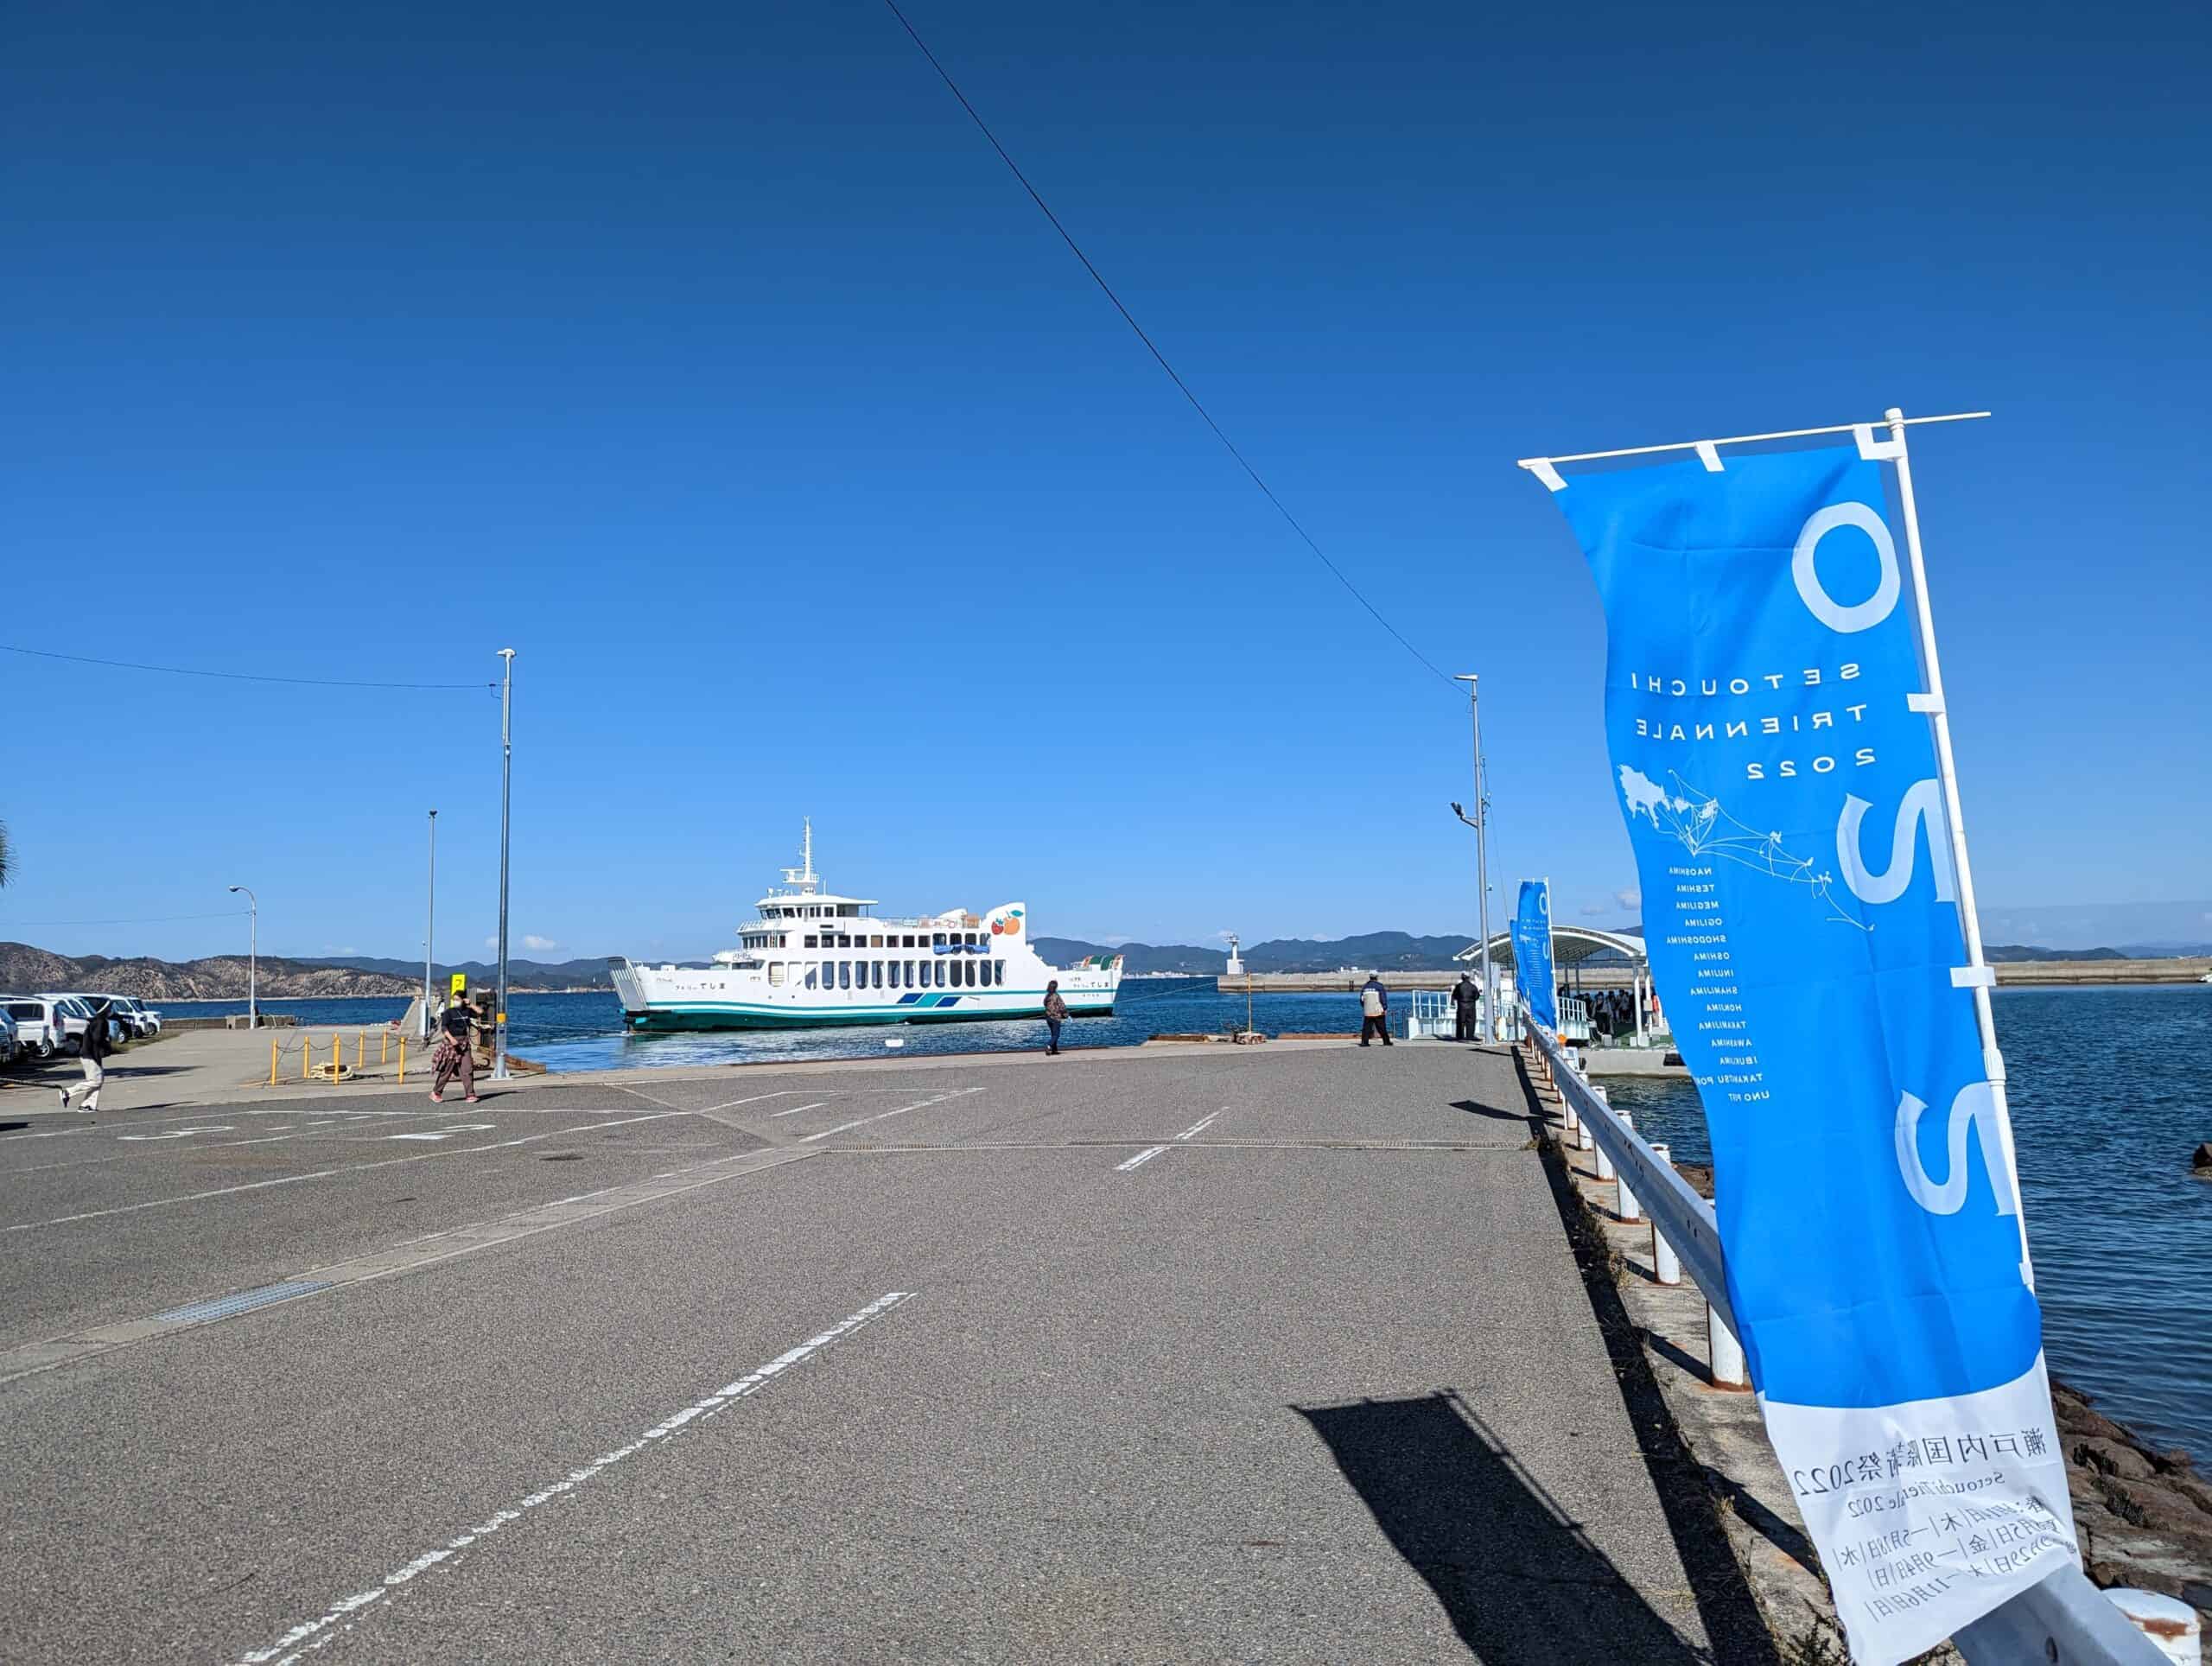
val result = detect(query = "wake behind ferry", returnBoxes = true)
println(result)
[609,823,1123,1033]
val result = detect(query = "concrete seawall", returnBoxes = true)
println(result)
[1218,957,2211,994]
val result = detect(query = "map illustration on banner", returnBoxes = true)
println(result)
[1512,880,1556,1032]
[1537,436,2075,1664]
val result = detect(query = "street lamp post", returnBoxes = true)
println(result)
[423,810,437,1041]
[493,648,514,1080]
[1450,671,1497,1042]
[226,885,258,1031]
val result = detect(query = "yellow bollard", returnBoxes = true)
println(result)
[381,1031,390,1065]
[302,1036,313,1082]
[270,1039,278,1086]
[356,1031,365,1071]
[398,1035,406,1085]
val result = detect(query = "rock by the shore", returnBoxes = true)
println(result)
[2055,1381,2212,1623]
[2191,1140,2211,1173]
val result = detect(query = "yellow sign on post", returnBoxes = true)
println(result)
[449,973,468,1000]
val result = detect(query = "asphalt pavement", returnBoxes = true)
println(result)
[1,1040,1757,1663]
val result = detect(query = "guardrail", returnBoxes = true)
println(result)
[1516,1011,2173,1665]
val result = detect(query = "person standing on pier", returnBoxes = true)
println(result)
[1358,975,1393,1046]
[1042,981,1068,1055]
[431,996,480,1103]
[1452,970,1482,1041]
[56,998,118,1118]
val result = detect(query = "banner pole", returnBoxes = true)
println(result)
[1884,405,2035,1285]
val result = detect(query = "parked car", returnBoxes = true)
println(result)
[0,1011,16,1067]
[41,995,127,1054]
[3,998,70,1060]
[73,992,156,1040]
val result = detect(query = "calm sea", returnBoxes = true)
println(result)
[158,980,2211,1463]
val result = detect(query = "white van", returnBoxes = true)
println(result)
[3,998,69,1059]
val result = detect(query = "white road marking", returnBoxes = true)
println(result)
[3,1110,696,1233]
[387,1124,496,1141]
[231,1292,914,1666]
[696,1090,823,1115]
[767,1101,829,1118]
[1176,1110,1223,1141]
[116,1125,235,1141]
[796,1087,984,1143]
[1116,1145,1171,1172]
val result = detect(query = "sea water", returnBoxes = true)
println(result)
[157,980,2211,1462]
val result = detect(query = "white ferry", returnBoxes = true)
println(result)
[608,823,1123,1033]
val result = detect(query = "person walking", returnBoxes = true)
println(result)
[1357,975,1393,1046]
[431,995,480,1103]
[1042,980,1068,1055]
[1452,970,1482,1041]
[57,998,118,1118]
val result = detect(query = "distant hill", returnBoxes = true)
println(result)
[1033,938,1224,975]
[1035,932,1480,975]
[0,942,419,1001]
[1984,944,2130,963]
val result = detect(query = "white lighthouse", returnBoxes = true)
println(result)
[1224,933,1244,977]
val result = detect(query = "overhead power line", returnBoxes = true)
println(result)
[879,0,1455,690]
[1,643,493,692]
[0,910,251,927]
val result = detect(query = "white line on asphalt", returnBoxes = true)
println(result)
[1176,1110,1223,1141]
[115,1126,236,1142]
[2,1110,698,1234]
[697,1090,823,1115]
[1116,1145,1171,1172]
[387,1124,495,1141]
[796,1087,985,1143]
[767,1101,828,1118]
[231,1292,915,1666]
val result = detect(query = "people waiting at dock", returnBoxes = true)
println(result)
[431,998,481,1103]
[1042,981,1068,1054]
[56,997,117,1119]
[1357,975,1392,1046]
[1451,971,1481,1041]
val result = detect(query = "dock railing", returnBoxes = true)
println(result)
[1517,1008,2169,1666]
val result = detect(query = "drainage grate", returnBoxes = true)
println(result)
[156,1281,334,1326]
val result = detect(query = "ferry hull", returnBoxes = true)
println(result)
[624,1000,1115,1033]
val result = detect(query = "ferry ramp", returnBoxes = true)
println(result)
[0,1040,1772,1663]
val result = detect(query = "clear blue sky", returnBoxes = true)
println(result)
[3,0,2206,964]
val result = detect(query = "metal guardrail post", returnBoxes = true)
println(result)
[1705,1300,1750,1390]
[1952,1565,2172,1664]
[1616,1110,1641,1222]
[1649,1142,1681,1283]
[1591,1084,1615,1180]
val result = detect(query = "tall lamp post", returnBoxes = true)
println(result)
[1449,671,1496,1041]
[493,648,514,1080]
[226,884,258,1031]
[423,810,437,1041]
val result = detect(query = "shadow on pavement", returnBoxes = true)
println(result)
[1451,1097,1539,1127]
[1511,1048,1782,1664]
[1299,1391,1707,1663]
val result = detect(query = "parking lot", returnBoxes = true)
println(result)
[1,1043,1764,1663]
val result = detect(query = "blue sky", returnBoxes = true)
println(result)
[3,0,2206,963]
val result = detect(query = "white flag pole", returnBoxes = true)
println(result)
[1877,405,2034,1287]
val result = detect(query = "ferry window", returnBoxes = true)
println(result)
[937,961,949,988]
[869,962,880,988]
[804,966,817,989]
[769,963,785,986]
[931,932,944,950]
[804,935,817,949]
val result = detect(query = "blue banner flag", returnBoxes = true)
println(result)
[1539,437,2073,1663]
[1512,880,1557,1032]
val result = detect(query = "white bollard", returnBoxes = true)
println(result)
[2105,1590,2201,1664]
[1649,1142,1680,1283]
[1616,1110,1641,1222]
[1590,1085,1614,1180]
[1707,1302,1750,1389]
[1704,1173,1750,1388]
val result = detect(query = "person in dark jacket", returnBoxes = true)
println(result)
[432,996,480,1103]
[1042,981,1068,1055]
[58,999,117,1117]
[1452,972,1482,1041]
[1357,976,1392,1046]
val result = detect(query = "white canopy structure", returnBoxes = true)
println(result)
[1455,925,1660,1046]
